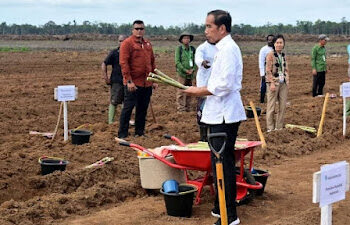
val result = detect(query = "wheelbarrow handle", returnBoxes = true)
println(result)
[208,132,227,157]
[163,134,172,139]
[163,134,186,146]
[119,142,130,147]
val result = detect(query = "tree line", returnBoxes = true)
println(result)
[1,18,350,36]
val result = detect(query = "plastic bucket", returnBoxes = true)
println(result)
[71,129,91,145]
[39,158,69,175]
[160,184,197,217]
[162,180,179,193]
[245,106,261,118]
[251,169,270,196]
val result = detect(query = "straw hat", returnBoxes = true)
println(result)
[179,32,194,43]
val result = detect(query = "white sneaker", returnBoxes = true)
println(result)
[317,95,325,97]
[211,209,220,218]
[213,217,240,225]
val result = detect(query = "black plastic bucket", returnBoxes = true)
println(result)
[252,169,270,196]
[39,158,69,175]
[71,129,91,145]
[160,184,197,217]
[245,106,261,118]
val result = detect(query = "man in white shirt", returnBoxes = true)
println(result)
[258,34,274,103]
[195,40,217,141]
[184,9,245,225]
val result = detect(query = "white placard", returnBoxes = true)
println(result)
[320,161,347,207]
[341,82,350,97]
[57,85,76,101]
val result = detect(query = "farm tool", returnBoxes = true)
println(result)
[85,157,114,169]
[208,132,228,225]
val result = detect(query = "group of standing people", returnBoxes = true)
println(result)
[259,33,329,132]
[102,20,157,139]
[100,10,332,225]
[102,10,245,225]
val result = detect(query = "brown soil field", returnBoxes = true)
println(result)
[1,40,350,225]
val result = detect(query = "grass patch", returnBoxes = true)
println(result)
[0,47,30,52]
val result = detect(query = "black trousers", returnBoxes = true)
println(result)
[260,76,266,103]
[209,122,240,219]
[312,71,326,97]
[118,86,152,138]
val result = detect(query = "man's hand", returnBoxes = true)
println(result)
[202,60,211,69]
[152,83,158,90]
[127,82,137,92]
[270,83,276,92]
[186,69,194,75]
[104,76,111,85]
[312,69,317,75]
[183,86,211,97]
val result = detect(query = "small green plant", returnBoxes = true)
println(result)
[0,47,30,52]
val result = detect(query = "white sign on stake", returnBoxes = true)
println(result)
[54,85,78,141]
[341,82,350,98]
[57,85,76,102]
[340,83,350,136]
[320,161,347,207]
[313,161,349,225]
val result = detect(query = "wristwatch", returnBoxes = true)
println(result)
[127,80,132,84]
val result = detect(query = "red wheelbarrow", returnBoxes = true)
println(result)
[118,134,263,205]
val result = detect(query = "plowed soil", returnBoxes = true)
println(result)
[1,41,350,225]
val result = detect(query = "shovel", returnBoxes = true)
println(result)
[208,132,228,225]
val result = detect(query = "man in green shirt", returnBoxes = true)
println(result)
[175,32,197,112]
[311,34,329,97]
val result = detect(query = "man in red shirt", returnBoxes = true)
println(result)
[118,20,157,138]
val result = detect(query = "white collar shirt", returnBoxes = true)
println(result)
[259,45,273,77]
[201,35,246,125]
[195,41,218,87]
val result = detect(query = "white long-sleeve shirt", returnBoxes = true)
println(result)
[201,35,246,125]
[195,41,218,87]
[258,45,273,77]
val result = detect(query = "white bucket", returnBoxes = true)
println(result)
[138,155,186,189]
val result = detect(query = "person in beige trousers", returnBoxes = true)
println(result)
[265,34,289,132]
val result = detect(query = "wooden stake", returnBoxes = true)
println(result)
[317,93,329,137]
[249,101,267,149]
[51,102,63,141]
[149,100,157,124]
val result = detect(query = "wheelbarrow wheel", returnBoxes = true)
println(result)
[236,169,256,206]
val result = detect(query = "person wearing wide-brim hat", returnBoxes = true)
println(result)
[311,34,329,97]
[178,32,194,43]
[175,32,197,112]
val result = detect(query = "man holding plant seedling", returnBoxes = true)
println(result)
[118,20,157,138]
[311,34,329,97]
[101,34,127,124]
[175,32,197,112]
[184,10,245,225]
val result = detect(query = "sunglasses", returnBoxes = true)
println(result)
[134,27,144,31]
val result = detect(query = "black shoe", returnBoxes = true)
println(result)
[134,134,148,138]
[211,207,220,218]
[214,217,240,225]
[118,134,128,138]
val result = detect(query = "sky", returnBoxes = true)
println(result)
[0,0,349,27]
